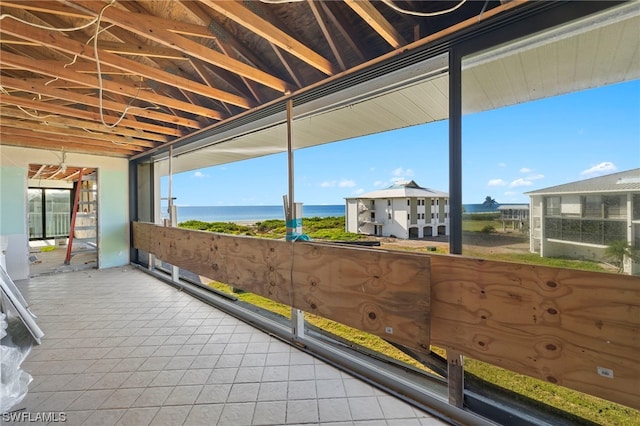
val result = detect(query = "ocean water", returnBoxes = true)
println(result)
[175,205,345,223]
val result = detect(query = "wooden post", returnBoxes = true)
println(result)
[448,349,464,408]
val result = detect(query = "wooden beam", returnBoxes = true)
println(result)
[94,41,191,61]
[4,0,219,39]
[0,51,220,121]
[69,1,291,94]
[132,222,431,353]
[344,0,407,49]
[1,117,157,149]
[0,17,251,109]
[0,127,138,155]
[308,0,346,72]
[0,107,169,142]
[0,135,133,157]
[0,93,182,137]
[201,0,336,76]
[0,76,202,129]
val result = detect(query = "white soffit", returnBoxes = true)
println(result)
[159,2,639,176]
[462,2,640,113]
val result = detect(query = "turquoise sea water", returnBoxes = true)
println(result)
[174,203,500,223]
[175,205,345,223]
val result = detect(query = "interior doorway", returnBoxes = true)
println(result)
[27,164,98,276]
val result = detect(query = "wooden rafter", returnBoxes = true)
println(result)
[201,0,336,76]
[1,76,201,129]
[68,1,291,94]
[0,93,183,137]
[1,117,157,149]
[0,51,222,120]
[308,0,346,71]
[344,0,407,49]
[0,126,139,155]
[0,17,251,109]
[0,107,170,143]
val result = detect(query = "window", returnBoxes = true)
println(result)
[387,199,391,206]
[28,188,71,240]
[583,195,602,218]
[545,196,561,216]
[407,213,410,220]
[634,194,640,220]
[431,213,435,219]
[370,212,375,221]
[604,195,626,219]
[388,213,392,220]
[407,199,410,206]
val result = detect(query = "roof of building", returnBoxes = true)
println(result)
[347,180,448,200]
[525,168,640,195]
[498,204,530,210]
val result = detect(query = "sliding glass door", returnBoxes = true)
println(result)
[28,188,71,240]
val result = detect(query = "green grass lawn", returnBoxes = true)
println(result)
[181,216,638,425]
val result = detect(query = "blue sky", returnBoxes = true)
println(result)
[165,80,639,206]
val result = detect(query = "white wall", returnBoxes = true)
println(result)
[0,146,130,280]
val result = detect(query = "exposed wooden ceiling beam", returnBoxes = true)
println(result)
[1,51,222,121]
[0,126,139,156]
[1,76,202,129]
[68,1,291,95]
[201,0,336,76]
[0,107,170,143]
[344,0,407,49]
[5,1,219,39]
[1,117,154,149]
[95,41,191,61]
[308,0,346,72]
[0,93,183,137]
[0,17,251,110]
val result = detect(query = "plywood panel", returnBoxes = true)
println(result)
[133,221,640,408]
[132,222,431,352]
[430,255,640,409]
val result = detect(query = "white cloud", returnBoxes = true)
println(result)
[353,188,365,195]
[373,180,384,187]
[526,173,544,181]
[498,162,507,168]
[488,179,507,187]
[338,179,356,188]
[321,179,356,188]
[193,171,207,178]
[519,167,532,173]
[509,178,533,187]
[581,162,617,176]
[391,167,414,177]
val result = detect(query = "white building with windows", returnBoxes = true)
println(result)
[345,180,449,239]
[526,169,640,275]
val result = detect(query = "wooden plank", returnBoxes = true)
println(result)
[344,0,406,49]
[0,93,182,137]
[0,51,213,126]
[201,0,336,76]
[430,256,640,409]
[132,222,640,408]
[73,1,289,94]
[132,222,431,353]
[0,19,245,111]
[1,76,201,130]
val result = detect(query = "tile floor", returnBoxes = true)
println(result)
[7,267,449,425]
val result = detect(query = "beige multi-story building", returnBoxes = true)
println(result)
[345,180,449,239]
[527,168,640,275]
